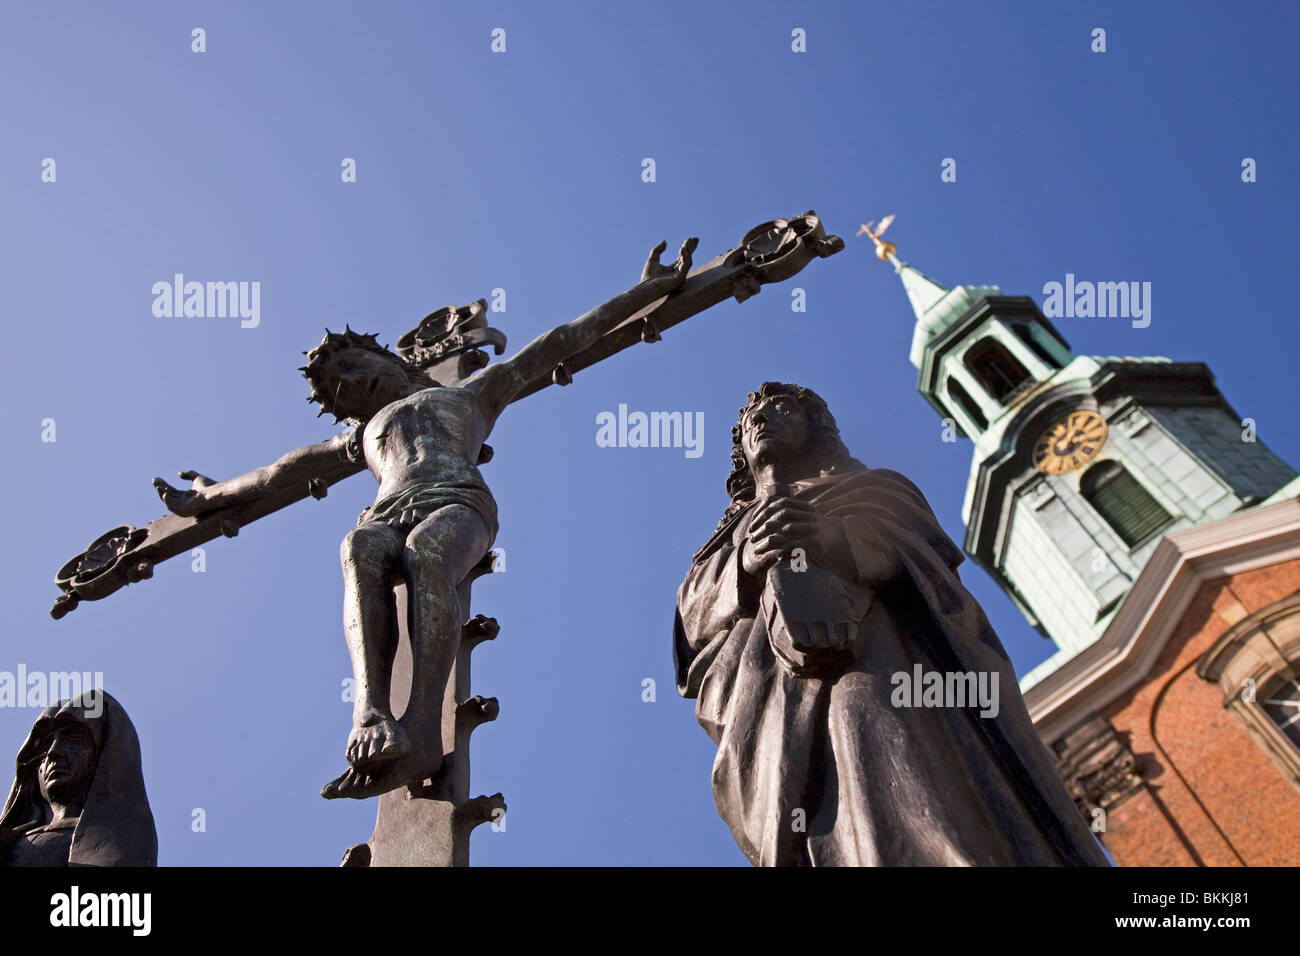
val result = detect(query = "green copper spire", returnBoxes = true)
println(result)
[892,256,1001,368]
[859,219,999,367]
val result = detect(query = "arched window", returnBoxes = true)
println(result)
[1199,593,1300,789]
[1012,324,1060,370]
[1263,677,1300,750]
[1080,460,1172,547]
[946,378,987,432]
[963,338,1032,404]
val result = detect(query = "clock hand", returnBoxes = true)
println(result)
[1053,427,1082,456]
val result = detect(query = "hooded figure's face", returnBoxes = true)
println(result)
[35,723,97,814]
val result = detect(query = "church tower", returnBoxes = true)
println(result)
[866,223,1298,687]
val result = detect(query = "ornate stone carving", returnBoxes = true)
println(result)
[1051,713,1144,816]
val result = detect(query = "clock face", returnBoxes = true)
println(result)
[1033,410,1108,475]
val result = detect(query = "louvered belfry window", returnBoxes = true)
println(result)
[964,338,1032,404]
[1081,460,1173,547]
[1012,323,1060,370]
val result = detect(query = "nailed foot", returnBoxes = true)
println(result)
[345,712,410,772]
[320,748,441,801]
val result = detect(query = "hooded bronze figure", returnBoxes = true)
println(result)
[1,691,157,867]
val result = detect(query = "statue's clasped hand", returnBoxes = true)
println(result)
[743,496,848,578]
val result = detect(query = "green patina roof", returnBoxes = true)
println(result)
[889,252,1001,368]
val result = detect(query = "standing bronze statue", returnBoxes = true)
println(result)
[1,691,157,867]
[673,382,1109,866]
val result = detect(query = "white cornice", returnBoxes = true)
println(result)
[1024,495,1300,742]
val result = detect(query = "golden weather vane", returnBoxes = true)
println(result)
[857,214,896,260]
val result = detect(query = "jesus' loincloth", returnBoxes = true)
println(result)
[358,480,500,540]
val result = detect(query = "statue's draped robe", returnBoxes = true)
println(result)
[0,692,157,867]
[673,463,1109,866]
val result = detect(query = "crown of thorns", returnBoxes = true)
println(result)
[298,325,403,422]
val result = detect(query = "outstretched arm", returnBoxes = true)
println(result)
[467,237,697,420]
[152,430,361,517]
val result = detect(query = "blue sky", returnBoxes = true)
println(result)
[1,1,1297,866]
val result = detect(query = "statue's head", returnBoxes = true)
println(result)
[1,691,158,866]
[300,327,432,425]
[719,382,854,524]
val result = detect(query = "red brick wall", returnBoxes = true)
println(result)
[1101,556,1300,866]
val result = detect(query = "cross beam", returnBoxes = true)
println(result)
[49,211,843,618]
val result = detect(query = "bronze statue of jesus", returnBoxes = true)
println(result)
[153,238,697,800]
